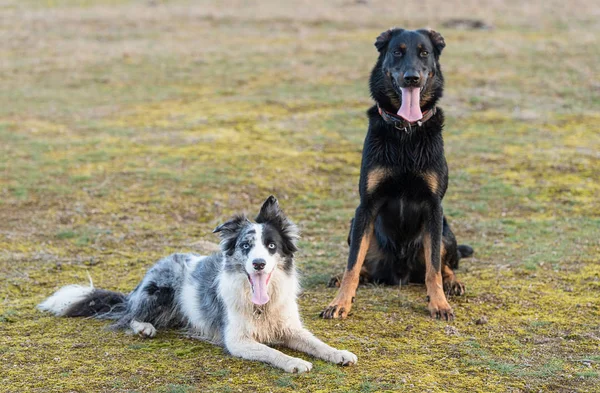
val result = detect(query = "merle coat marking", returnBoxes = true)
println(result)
[39,196,357,373]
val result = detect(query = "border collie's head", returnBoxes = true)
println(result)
[213,196,299,305]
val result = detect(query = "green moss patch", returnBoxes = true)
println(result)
[1,1,599,392]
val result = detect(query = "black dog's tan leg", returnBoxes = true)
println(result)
[327,266,371,288]
[423,204,454,320]
[322,227,372,319]
[328,217,370,288]
[440,234,466,296]
[322,207,373,319]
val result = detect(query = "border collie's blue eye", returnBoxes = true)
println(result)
[268,243,276,250]
[241,243,250,250]
[393,50,402,56]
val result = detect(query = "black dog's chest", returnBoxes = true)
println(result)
[378,196,426,234]
[367,171,441,243]
[371,171,435,200]
[364,114,445,169]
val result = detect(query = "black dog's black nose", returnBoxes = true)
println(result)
[404,71,420,85]
[252,259,266,271]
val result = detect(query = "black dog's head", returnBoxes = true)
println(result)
[370,28,445,122]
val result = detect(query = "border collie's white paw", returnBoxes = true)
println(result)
[130,321,157,338]
[283,357,312,373]
[329,349,358,366]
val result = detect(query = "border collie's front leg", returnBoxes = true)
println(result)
[225,336,312,373]
[284,329,357,366]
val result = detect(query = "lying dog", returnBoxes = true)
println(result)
[39,196,357,373]
[321,28,473,321]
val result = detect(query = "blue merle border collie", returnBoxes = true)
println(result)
[38,196,357,373]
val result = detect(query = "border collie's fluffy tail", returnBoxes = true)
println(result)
[457,244,474,259]
[38,283,127,319]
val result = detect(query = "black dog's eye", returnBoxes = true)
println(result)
[267,243,276,250]
[392,49,403,57]
[420,50,429,57]
[241,243,250,250]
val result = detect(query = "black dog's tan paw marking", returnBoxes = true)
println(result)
[320,295,353,319]
[427,295,454,321]
[320,305,348,319]
[444,279,466,297]
[327,274,342,288]
[328,273,370,288]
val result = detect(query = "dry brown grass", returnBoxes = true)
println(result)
[1,1,599,392]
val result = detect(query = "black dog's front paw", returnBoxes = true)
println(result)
[444,280,466,297]
[327,274,343,288]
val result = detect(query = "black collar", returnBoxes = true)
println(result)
[377,103,437,133]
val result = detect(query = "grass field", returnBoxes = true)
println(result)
[1,0,599,392]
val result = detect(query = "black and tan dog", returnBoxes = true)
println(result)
[321,28,473,321]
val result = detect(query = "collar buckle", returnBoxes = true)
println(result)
[394,122,405,132]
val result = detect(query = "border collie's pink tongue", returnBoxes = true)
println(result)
[398,87,423,123]
[249,272,270,305]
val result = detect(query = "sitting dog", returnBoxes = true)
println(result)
[39,196,357,373]
[321,28,473,321]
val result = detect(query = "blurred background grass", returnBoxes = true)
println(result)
[0,0,599,392]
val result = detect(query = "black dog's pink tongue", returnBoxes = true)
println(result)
[398,87,423,122]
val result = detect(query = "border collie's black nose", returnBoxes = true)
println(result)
[404,71,420,85]
[252,259,266,271]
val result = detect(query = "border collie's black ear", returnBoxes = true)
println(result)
[419,29,445,56]
[255,195,299,254]
[375,28,401,52]
[213,215,248,235]
[256,195,280,223]
[213,215,249,255]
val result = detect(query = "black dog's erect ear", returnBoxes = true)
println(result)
[419,29,446,55]
[213,215,249,255]
[255,195,299,254]
[375,28,400,52]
